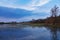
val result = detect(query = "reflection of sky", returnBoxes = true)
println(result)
[57,31,60,40]
[0,25,52,40]
[23,27,51,40]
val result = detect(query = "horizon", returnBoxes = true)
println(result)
[0,0,60,22]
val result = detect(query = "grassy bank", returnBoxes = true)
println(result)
[21,22,60,27]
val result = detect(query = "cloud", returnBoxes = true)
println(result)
[0,0,51,11]
[16,15,50,22]
[0,17,17,22]
[0,0,52,22]
[0,14,50,22]
[31,0,51,6]
[20,0,51,11]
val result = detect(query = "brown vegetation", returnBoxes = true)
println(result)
[26,5,60,25]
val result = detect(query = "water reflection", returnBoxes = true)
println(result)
[46,26,60,40]
[51,26,58,40]
[0,24,60,40]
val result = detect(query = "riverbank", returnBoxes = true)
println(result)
[0,22,60,27]
[21,23,60,27]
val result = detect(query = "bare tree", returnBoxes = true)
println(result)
[50,5,59,25]
[51,5,59,17]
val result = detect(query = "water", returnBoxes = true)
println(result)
[0,24,60,40]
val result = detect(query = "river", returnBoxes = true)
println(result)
[0,24,60,40]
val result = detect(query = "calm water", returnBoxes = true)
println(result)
[0,24,60,40]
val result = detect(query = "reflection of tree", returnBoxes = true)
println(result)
[48,26,59,40]
[51,27,58,40]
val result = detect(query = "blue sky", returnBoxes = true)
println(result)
[0,0,60,22]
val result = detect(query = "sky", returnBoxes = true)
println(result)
[0,0,60,22]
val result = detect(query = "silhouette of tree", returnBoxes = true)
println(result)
[51,5,59,17]
[50,5,59,25]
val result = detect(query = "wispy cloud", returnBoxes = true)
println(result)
[0,17,17,22]
[0,14,50,22]
[31,0,51,6]
[0,0,51,11]
[16,14,50,22]
[0,0,60,22]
